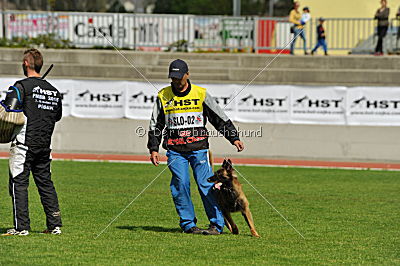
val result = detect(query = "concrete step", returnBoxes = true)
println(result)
[3,48,398,71]
[2,60,399,85]
[158,52,240,61]
[1,48,398,86]
[148,65,228,74]
[0,62,148,79]
[146,72,229,81]
[157,58,238,67]
[0,48,159,66]
[238,54,400,70]
[229,68,400,85]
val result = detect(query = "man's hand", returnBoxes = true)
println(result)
[150,151,160,166]
[233,140,244,152]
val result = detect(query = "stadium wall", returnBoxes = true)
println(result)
[0,117,398,163]
[0,49,399,162]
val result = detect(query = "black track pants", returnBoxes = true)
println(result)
[9,142,62,231]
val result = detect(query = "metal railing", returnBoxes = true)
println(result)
[1,10,400,54]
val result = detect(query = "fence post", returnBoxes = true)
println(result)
[253,16,257,53]
[309,17,312,51]
[1,11,4,39]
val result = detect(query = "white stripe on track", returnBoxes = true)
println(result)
[2,156,399,171]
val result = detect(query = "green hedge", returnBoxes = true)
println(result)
[0,34,73,49]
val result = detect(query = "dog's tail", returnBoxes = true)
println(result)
[208,150,213,171]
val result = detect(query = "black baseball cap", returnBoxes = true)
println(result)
[168,59,189,79]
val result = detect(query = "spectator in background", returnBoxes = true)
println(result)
[311,18,328,56]
[300,7,311,25]
[374,0,390,56]
[289,1,308,55]
[397,6,400,42]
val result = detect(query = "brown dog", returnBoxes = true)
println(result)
[208,159,260,237]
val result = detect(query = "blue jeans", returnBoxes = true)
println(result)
[290,27,307,54]
[166,149,224,232]
[312,39,327,53]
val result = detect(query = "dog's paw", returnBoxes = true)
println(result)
[251,230,260,238]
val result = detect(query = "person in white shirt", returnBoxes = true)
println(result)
[300,7,311,25]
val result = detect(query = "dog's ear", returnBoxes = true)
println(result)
[222,159,228,169]
[224,159,233,173]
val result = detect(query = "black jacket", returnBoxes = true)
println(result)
[4,77,62,147]
[317,25,325,40]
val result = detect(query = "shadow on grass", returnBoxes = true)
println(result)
[117,225,182,234]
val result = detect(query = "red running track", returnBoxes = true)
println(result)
[0,152,399,170]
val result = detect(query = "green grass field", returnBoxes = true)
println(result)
[0,159,399,265]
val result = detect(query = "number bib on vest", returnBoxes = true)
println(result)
[166,112,204,129]
[159,85,206,130]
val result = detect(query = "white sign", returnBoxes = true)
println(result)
[1,78,399,126]
[235,85,291,123]
[346,87,400,126]
[48,79,73,117]
[125,82,163,120]
[198,83,238,120]
[291,86,346,125]
[71,80,125,118]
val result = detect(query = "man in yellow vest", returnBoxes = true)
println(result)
[147,59,244,235]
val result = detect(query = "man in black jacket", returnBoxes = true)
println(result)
[2,49,62,236]
[147,59,244,235]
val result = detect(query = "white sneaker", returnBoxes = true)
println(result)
[2,228,29,236]
[42,226,61,235]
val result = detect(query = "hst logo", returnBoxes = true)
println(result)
[164,99,200,108]
[293,95,343,108]
[129,91,155,103]
[75,90,122,102]
[351,96,400,109]
[239,94,286,107]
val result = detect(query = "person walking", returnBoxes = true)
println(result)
[2,49,63,236]
[374,0,390,55]
[396,6,400,48]
[147,59,243,235]
[311,18,328,55]
[289,2,308,55]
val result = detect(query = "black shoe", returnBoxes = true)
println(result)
[184,226,205,234]
[202,225,221,235]
[304,52,309,55]
[324,52,329,56]
[311,50,314,55]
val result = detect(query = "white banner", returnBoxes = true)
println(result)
[291,86,347,125]
[48,79,73,117]
[125,82,164,120]
[235,85,291,123]
[71,80,126,118]
[0,78,399,126]
[198,83,238,120]
[346,87,400,126]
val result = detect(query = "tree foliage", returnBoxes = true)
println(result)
[154,0,293,17]
[6,0,293,16]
